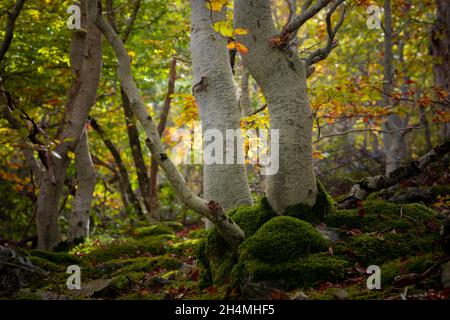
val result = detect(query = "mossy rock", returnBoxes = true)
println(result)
[196,199,277,287]
[240,216,329,263]
[233,252,349,290]
[284,179,336,223]
[324,200,437,233]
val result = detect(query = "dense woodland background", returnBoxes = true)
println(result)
[0,0,449,300]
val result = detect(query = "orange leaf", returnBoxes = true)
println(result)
[227,41,236,50]
[235,42,248,54]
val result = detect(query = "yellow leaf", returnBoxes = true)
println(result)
[234,28,248,35]
[67,151,75,159]
[227,41,236,49]
[235,42,249,54]
[207,0,228,12]
[213,21,234,37]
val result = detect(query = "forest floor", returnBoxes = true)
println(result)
[2,184,450,300]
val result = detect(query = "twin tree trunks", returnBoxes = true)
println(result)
[28,0,446,252]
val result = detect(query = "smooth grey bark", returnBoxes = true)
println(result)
[68,128,96,242]
[382,0,407,175]
[35,0,102,251]
[239,67,253,117]
[88,0,245,250]
[235,0,317,214]
[190,0,253,211]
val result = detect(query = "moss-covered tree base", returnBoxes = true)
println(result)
[196,190,446,298]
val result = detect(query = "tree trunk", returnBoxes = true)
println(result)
[382,0,407,175]
[89,0,245,250]
[68,127,96,242]
[431,0,450,140]
[36,0,102,250]
[235,0,317,214]
[239,66,253,117]
[190,0,253,211]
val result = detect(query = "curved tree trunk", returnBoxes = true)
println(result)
[68,127,96,242]
[35,0,102,250]
[235,0,317,214]
[382,0,407,175]
[190,0,253,211]
[88,0,245,250]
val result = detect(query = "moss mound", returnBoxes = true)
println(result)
[233,252,348,289]
[240,216,329,263]
[197,194,444,298]
[196,199,277,287]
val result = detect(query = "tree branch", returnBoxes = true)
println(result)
[337,140,450,209]
[281,0,331,41]
[87,0,244,250]
[0,0,27,63]
[305,0,346,73]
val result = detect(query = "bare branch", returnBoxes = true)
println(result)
[305,0,346,72]
[0,0,27,63]
[122,0,141,43]
[281,0,331,39]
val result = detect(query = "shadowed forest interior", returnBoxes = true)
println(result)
[0,0,449,301]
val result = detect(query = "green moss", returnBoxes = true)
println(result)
[284,179,336,223]
[112,256,181,275]
[430,184,450,199]
[324,200,436,233]
[196,199,277,287]
[131,224,175,238]
[240,216,329,263]
[111,272,146,291]
[27,250,81,265]
[85,234,173,263]
[169,238,201,254]
[334,232,438,265]
[28,256,63,272]
[381,253,440,286]
[235,252,349,289]
[161,221,184,232]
